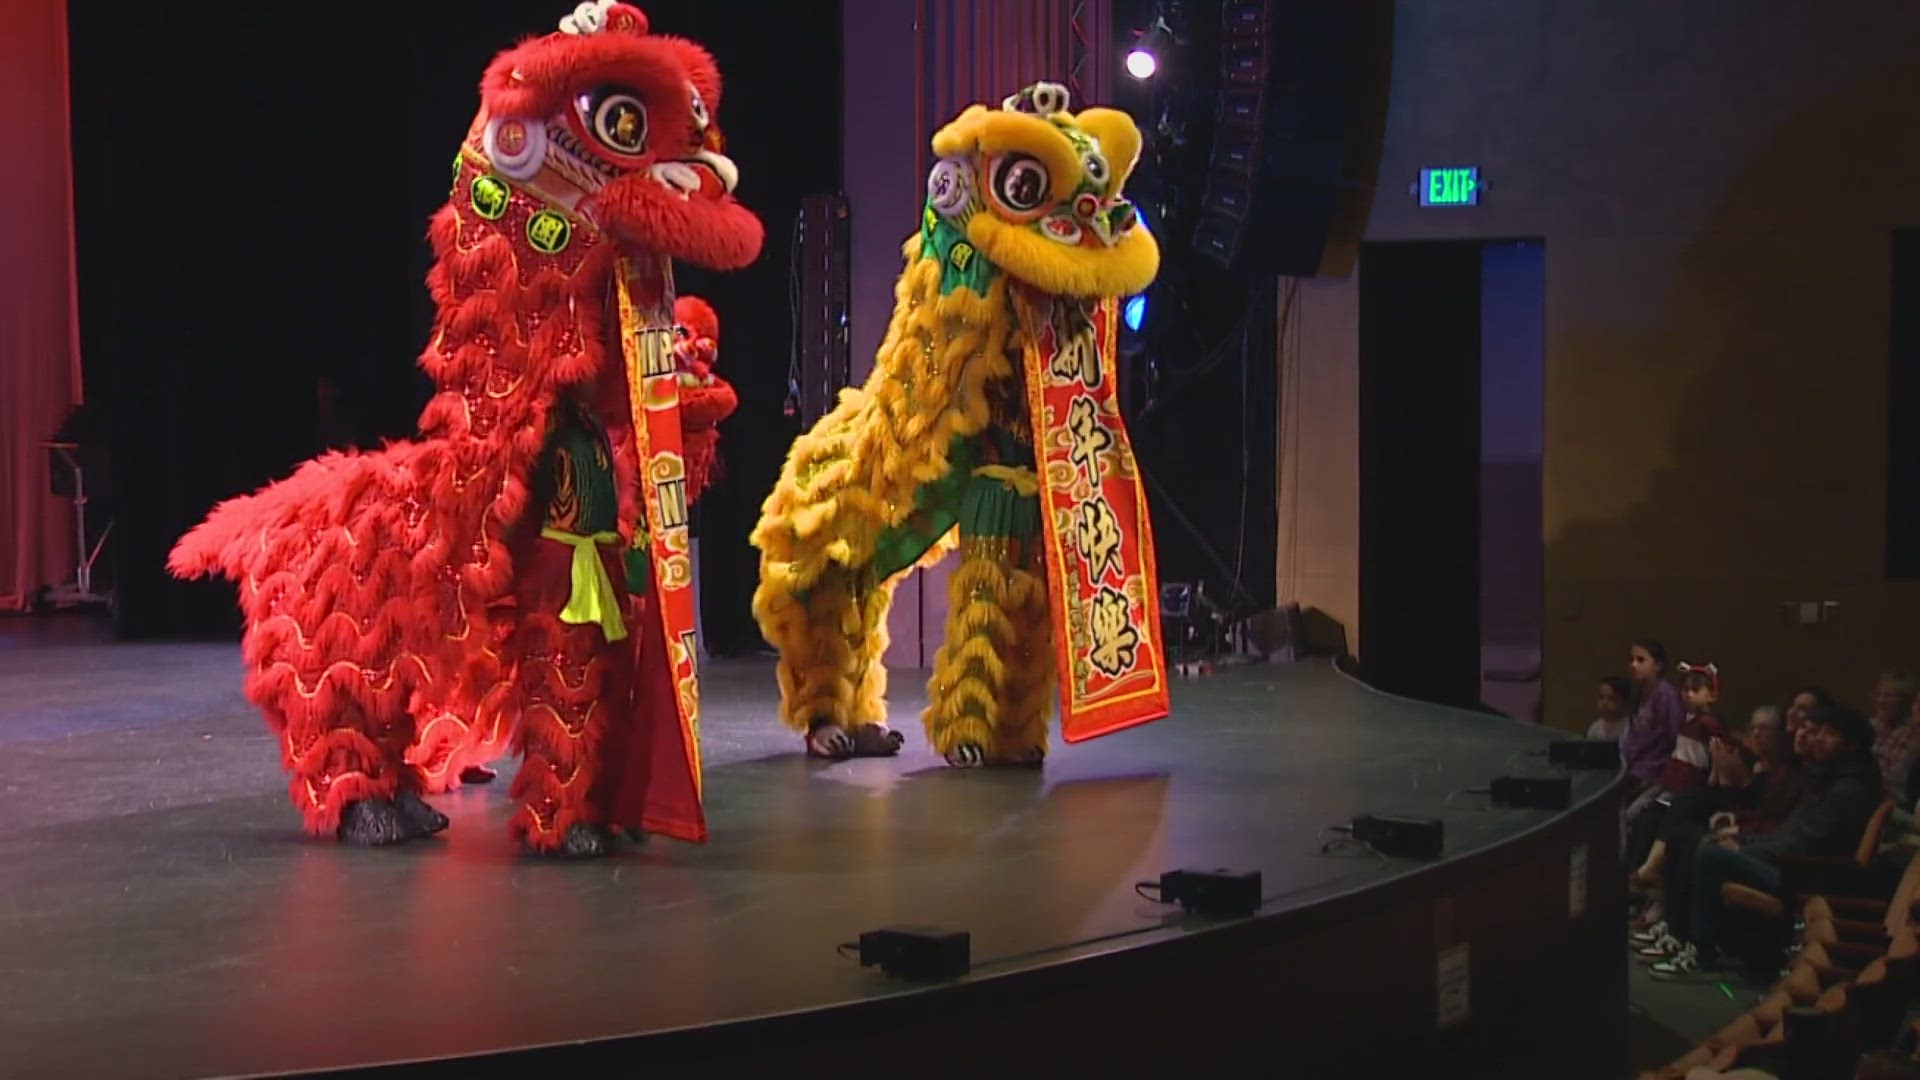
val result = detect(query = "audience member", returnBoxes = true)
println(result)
[1588,675,1632,741]
[1664,661,1731,793]
[1786,687,1829,727]
[1622,639,1685,792]
[1648,705,1882,979]
[1722,705,1808,837]
[1625,660,1732,926]
[1869,669,1918,808]
[1633,701,1804,956]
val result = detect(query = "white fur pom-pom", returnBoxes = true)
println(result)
[559,0,616,36]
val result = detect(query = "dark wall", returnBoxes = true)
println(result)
[1891,228,1920,583]
[69,0,838,647]
[1279,3,1920,727]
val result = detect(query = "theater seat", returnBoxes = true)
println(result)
[1722,801,1897,917]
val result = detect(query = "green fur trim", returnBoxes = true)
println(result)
[866,424,1040,582]
[541,404,619,536]
[921,203,997,297]
[960,468,1040,541]
[871,434,977,581]
[623,541,650,597]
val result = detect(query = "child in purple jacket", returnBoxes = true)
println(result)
[1622,639,1685,786]
[1621,638,1685,927]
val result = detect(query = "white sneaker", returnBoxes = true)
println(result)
[1650,943,1727,981]
[1636,933,1683,961]
[1648,943,1699,978]
[1629,920,1669,945]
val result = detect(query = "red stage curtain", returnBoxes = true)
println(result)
[0,0,82,610]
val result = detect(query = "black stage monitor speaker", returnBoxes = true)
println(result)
[1549,740,1623,771]
[1490,774,1573,811]
[1157,867,1263,919]
[855,926,970,980]
[1351,813,1444,859]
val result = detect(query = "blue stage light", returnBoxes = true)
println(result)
[1123,294,1147,332]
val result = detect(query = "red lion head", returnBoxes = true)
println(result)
[470,1,763,271]
[672,295,720,379]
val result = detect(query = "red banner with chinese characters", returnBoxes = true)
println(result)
[616,256,705,836]
[1013,285,1170,742]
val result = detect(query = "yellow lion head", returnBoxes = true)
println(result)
[923,82,1158,299]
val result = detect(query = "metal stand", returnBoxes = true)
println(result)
[32,442,114,614]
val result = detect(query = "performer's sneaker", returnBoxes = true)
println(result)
[534,824,614,859]
[806,721,855,759]
[944,743,1043,769]
[945,742,987,768]
[458,765,497,784]
[848,723,905,757]
[565,824,615,858]
[395,791,450,839]
[337,798,410,846]
[807,721,904,759]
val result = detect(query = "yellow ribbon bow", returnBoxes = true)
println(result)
[539,527,627,643]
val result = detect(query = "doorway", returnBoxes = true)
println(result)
[1358,238,1545,716]
[1478,240,1547,722]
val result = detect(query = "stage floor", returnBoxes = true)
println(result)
[0,622,1612,1078]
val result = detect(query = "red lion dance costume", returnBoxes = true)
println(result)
[442,294,735,783]
[168,1,763,857]
[671,295,738,499]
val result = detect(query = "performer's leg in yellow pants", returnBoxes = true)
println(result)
[923,465,1052,767]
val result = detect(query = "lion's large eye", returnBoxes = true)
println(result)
[578,87,648,155]
[1082,150,1110,188]
[991,154,1050,213]
[689,86,710,131]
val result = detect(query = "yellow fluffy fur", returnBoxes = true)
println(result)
[751,239,1013,733]
[753,89,1154,756]
[921,544,1056,759]
[967,213,1158,300]
[932,106,1085,203]
[935,104,1159,299]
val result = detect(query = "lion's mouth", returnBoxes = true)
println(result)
[541,120,739,203]
[648,150,738,200]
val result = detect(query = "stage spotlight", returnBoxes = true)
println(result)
[1123,293,1147,332]
[1125,16,1173,81]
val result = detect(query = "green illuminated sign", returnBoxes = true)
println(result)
[1419,167,1481,207]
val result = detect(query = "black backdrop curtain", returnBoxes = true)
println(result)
[69,1,840,649]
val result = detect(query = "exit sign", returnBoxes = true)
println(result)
[1419,167,1481,207]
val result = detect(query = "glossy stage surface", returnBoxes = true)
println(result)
[0,622,1622,1078]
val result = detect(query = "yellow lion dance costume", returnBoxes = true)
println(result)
[753,83,1172,767]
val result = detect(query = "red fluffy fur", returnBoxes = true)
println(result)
[674,294,720,343]
[681,383,735,500]
[170,215,616,834]
[672,295,735,498]
[482,25,764,271]
[168,5,762,845]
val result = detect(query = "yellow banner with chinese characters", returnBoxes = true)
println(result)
[615,256,706,842]
[1012,285,1170,742]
